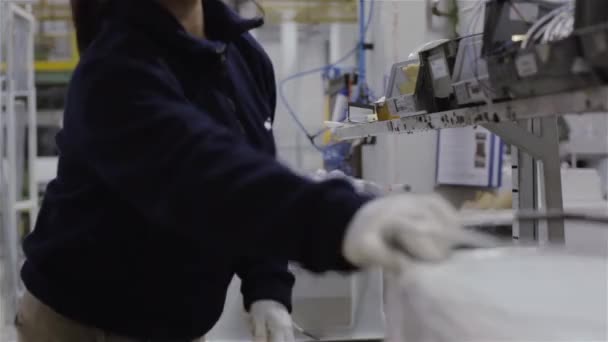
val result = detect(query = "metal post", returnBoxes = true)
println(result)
[5,6,20,306]
[536,117,565,243]
[516,119,538,242]
[484,117,565,244]
[0,6,38,337]
[280,11,302,169]
[0,1,5,207]
[517,144,538,241]
[0,2,6,336]
[484,120,537,241]
[25,3,38,229]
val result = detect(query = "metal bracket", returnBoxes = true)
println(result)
[484,117,565,244]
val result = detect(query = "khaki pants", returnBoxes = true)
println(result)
[16,291,203,342]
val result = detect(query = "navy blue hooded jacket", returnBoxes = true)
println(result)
[22,0,368,340]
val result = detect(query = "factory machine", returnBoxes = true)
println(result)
[2,0,608,341]
[338,0,608,244]
[379,0,608,117]
[212,1,608,341]
[335,1,608,340]
[176,0,608,340]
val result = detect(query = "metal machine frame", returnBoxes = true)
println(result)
[485,117,564,243]
[335,85,608,243]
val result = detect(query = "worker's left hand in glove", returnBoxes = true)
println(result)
[311,169,385,196]
[249,300,295,342]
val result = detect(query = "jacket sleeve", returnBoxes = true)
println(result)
[236,258,294,312]
[234,42,294,313]
[67,55,365,273]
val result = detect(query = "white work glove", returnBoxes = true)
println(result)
[311,169,385,196]
[342,193,496,272]
[249,300,295,342]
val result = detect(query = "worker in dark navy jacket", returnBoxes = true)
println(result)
[17,0,484,341]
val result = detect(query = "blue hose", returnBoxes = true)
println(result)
[358,0,367,92]
[278,0,375,152]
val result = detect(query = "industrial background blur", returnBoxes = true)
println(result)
[1,0,608,341]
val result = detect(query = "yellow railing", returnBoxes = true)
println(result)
[35,33,79,72]
[33,2,78,73]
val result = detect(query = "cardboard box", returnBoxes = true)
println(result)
[374,94,419,121]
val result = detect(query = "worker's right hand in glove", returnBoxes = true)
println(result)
[342,193,496,272]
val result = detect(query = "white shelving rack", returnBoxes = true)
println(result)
[0,1,37,340]
[334,85,608,243]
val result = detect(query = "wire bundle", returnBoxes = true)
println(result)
[522,0,575,48]
[462,0,575,48]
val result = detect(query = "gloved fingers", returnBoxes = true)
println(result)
[251,316,268,342]
[267,316,295,342]
[268,327,281,342]
[388,220,501,262]
[385,194,460,235]
[352,179,368,194]
[259,302,294,342]
[273,326,296,342]
[389,222,453,262]
[327,170,347,179]
[364,233,408,272]
[362,181,385,196]
[284,325,296,342]
[310,169,328,182]
[325,170,385,195]
[327,170,365,192]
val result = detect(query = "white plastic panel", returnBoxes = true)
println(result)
[387,248,608,342]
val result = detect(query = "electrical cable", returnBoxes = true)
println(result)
[278,0,375,152]
[522,1,573,48]
[543,7,574,42]
[278,48,358,152]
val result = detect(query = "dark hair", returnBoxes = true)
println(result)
[70,0,107,52]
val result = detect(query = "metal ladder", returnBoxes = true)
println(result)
[0,1,37,340]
